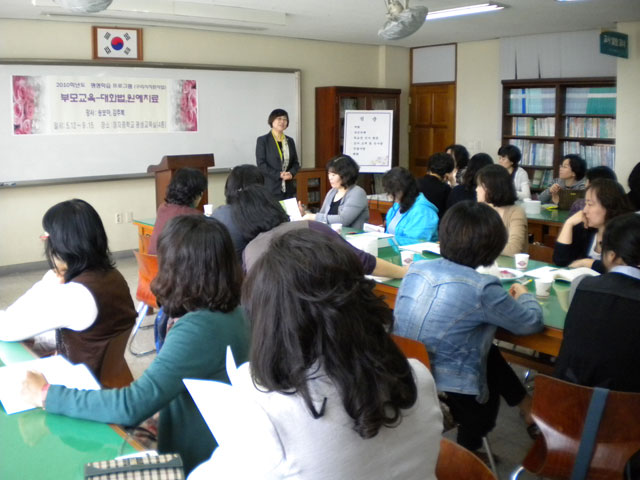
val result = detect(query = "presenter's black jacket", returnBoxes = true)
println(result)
[256,132,300,199]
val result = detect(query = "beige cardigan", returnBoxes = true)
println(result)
[498,204,529,256]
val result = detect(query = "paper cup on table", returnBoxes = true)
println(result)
[330,223,343,234]
[523,199,541,215]
[534,276,553,298]
[514,253,530,270]
[203,204,214,217]
[400,250,414,266]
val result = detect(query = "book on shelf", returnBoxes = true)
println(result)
[541,169,554,188]
[530,169,544,189]
[565,87,616,116]
[509,88,555,114]
[564,117,615,139]
[511,139,554,166]
[511,117,555,136]
[563,142,615,169]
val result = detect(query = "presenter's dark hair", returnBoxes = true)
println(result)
[445,144,470,171]
[244,229,417,438]
[562,154,587,181]
[586,165,617,183]
[152,215,241,317]
[42,199,114,283]
[586,179,634,223]
[461,153,494,191]
[428,152,455,178]
[476,164,517,207]
[497,144,522,170]
[326,154,360,188]
[268,108,289,127]
[224,164,264,204]
[231,184,289,242]
[382,167,419,214]
[165,168,207,207]
[440,201,507,268]
[602,213,640,268]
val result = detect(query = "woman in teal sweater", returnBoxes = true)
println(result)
[22,215,250,475]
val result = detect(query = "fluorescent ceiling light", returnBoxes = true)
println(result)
[426,3,504,21]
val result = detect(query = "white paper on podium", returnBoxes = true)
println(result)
[0,355,100,414]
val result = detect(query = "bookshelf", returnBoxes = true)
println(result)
[502,78,616,191]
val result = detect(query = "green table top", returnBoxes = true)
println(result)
[375,243,568,331]
[0,342,138,480]
[522,204,571,224]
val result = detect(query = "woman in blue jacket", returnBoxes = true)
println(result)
[382,167,439,242]
[394,201,544,453]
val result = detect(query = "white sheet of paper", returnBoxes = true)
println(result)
[280,198,302,221]
[0,355,100,414]
[400,242,441,255]
[365,275,393,283]
[525,266,558,279]
[350,231,393,239]
[362,223,385,233]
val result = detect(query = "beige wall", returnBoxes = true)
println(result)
[454,26,639,188]
[0,20,409,267]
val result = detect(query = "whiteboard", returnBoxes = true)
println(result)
[0,62,300,185]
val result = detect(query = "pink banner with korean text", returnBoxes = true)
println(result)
[12,75,197,135]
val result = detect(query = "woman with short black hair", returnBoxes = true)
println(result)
[149,167,207,255]
[445,143,470,186]
[302,154,369,229]
[538,154,587,205]
[476,164,529,256]
[22,215,250,475]
[255,108,300,200]
[497,144,531,200]
[394,201,543,454]
[0,199,136,381]
[190,229,442,479]
[382,167,439,241]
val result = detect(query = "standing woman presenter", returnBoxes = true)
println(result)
[256,108,300,200]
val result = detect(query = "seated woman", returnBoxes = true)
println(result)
[445,143,470,186]
[382,167,439,242]
[476,164,528,256]
[628,161,640,211]
[148,167,207,255]
[538,154,587,205]
[554,213,640,393]
[417,153,455,219]
[189,230,443,479]
[235,185,407,279]
[497,144,531,200]
[301,154,369,229]
[22,215,250,475]
[568,165,617,215]
[553,178,634,272]
[393,201,544,454]
[211,164,265,258]
[446,153,494,209]
[0,199,136,382]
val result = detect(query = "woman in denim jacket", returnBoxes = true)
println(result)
[394,201,544,453]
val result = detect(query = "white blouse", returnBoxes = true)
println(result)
[0,270,98,342]
[513,167,531,200]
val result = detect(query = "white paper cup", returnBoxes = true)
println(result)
[514,253,530,270]
[535,277,553,298]
[523,199,541,214]
[330,223,343,234]
[401,250,414,266]
[203,204,214,217]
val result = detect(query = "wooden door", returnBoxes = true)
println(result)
[409,84,455,178]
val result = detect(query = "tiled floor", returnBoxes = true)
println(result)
[1,252,545,479]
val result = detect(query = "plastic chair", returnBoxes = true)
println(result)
[436,437,497,480]
[391,333,431,369]
[130,251,159,357]
[510,374,640,480]
[99,326,134,389]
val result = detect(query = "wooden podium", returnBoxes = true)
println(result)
[147,154,215,209]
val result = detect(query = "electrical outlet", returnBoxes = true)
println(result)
[115,212,123,224]
[125,211,133,223]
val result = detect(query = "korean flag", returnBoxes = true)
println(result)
[96,28,140,59]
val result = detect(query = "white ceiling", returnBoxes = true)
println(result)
[2,0,640,48]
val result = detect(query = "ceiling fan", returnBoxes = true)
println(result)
[52,0,113,14]
[378,0,428,40]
